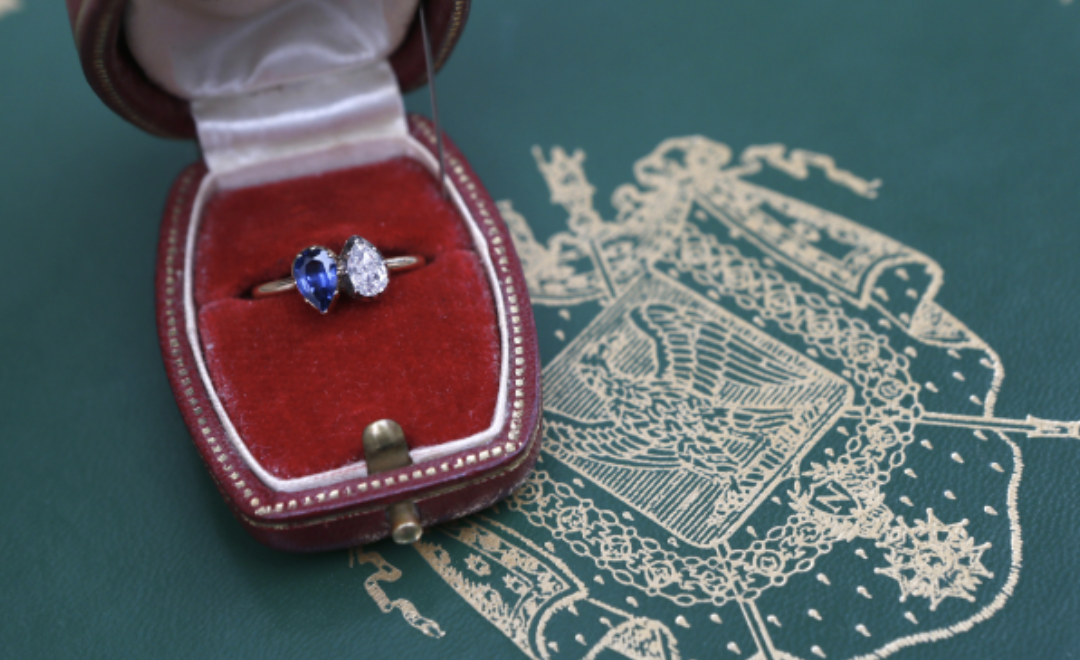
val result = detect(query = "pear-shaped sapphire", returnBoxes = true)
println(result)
[292,246,338,313]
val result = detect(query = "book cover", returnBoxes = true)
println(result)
[1,1,1078,658]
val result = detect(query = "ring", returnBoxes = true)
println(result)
[252,235,424,313]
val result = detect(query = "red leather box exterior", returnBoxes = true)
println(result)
[67,0,544,551]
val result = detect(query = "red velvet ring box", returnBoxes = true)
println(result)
[65,0,542,551]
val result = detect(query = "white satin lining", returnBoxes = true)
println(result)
[126,0,418,100]
[194,62,408,184]
[182,137,512,494]
[126,0,419,185]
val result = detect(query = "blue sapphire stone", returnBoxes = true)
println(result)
[292,247,338,313]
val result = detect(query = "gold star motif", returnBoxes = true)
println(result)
[874,508,994,611]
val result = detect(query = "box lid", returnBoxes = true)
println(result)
[65,0,469,139]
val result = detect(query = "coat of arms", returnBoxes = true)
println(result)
[354,136,1079,660]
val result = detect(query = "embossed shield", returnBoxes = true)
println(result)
[394,137,1076,660]
[543,273,853,549]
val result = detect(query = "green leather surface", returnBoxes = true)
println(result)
[3,2,1080,658]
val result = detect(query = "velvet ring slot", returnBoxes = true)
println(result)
[194,157,500,480]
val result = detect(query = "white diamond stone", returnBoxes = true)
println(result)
[344,236,389,297]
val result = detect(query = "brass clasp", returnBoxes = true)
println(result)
[363,419,422,544]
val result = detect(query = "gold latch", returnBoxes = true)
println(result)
[363,419,423,544]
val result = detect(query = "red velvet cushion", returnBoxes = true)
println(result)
[194,158,500,479]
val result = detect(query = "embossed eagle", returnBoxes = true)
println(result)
[574,301,835,485]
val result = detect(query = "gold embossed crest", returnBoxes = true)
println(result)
[353,136,1079,660]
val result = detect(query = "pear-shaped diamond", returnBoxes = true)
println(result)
[292,246,338,313]
[343,236,389,298]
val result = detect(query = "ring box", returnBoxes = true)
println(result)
[65,0,542,551]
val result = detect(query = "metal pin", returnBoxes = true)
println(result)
[419,0,447,199]
[387,501,423,544]
[363,419,423,544]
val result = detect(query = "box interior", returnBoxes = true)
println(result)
[193,156,501,481]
